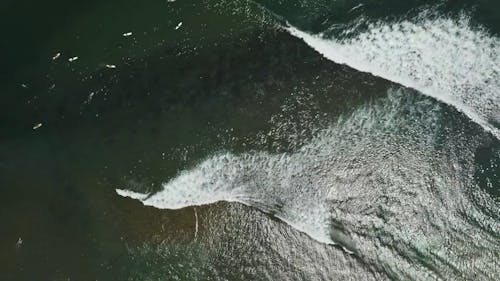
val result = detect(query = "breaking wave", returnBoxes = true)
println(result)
[116,8,500,280]
[286,13,500,138]
[117,89,499,279]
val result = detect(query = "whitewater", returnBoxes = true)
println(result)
[118,89,499,280]
[117,11,499,280]
[286,13,500,139]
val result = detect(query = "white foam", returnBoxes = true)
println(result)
[116,189,150,200]
[116,90,437,247]
[285,14,500,138]
[116,13,500,277]
[117,89,499,278]
[116,151,335,244]
[117,153,250,209]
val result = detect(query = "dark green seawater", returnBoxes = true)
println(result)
[1,1,499,280]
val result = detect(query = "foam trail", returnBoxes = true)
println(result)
[285,15,500,138]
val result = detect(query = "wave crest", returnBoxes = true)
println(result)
[286,13,500,138]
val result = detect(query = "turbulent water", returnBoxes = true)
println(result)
[287,13,500,138]
[118,89,499,279]
[2,0,499,280]
[116,3,499,280]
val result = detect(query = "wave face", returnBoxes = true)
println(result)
[286,13,500,138]
[118,89,499,280]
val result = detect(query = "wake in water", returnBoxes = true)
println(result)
[286,12,500,138]
[118,89,499,280]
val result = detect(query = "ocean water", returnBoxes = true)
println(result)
[1,1,499,280]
